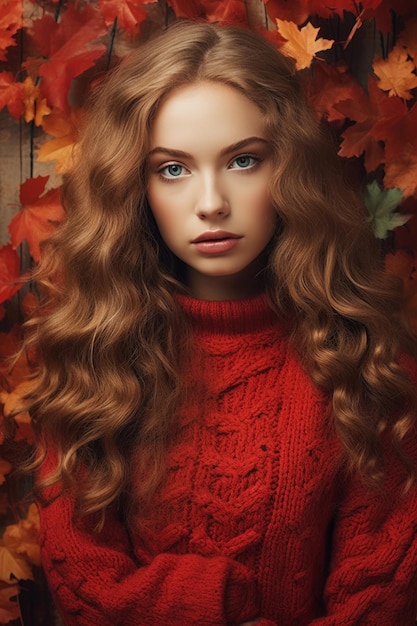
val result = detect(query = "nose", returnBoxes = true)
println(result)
[195,173,230,220]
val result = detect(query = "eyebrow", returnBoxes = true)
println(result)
[147,136,270,159]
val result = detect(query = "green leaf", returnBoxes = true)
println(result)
[363,181,409,239]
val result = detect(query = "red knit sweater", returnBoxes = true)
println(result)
[38,294,417,626]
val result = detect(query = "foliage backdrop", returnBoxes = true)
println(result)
[0,0,416,623]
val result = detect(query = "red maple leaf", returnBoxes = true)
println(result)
[98,0,149,33]
[166,0,206,19]
[167,0,247,23]
[306,63,364,121]
[0,72,24,119]
[337,78,407,173]
[204,0,248,25]
[264,0,384,24]
[29,4,107,111]
[362,0,417,34]
[0,0,22,62]
[0,245,22,305]
[263,0,310,25]
[9,176,65,263]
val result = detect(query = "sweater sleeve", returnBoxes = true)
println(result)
[309,358,417,626]
[38,454,259,626]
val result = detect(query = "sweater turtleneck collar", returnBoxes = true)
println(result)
[174,292,279,335]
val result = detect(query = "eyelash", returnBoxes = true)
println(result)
[156,153,263,182]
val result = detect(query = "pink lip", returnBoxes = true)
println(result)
[191,231,243,254]
[191,230,242,243]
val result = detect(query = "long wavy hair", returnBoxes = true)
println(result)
[23,20,416,519]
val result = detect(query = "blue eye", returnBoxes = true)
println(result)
[230,155,259,169]
[160,163,186,178]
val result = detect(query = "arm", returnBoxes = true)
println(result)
[38,454,259,626]
[310,385,417,626]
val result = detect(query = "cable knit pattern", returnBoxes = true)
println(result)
[38,294,417,626]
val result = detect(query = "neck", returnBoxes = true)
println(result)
[186,258,268,301]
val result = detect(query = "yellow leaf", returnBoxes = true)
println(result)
[23,77,51,126]
[373,44,417,100]
[3,504,41,567]
[0,545,33,582]
[37,109,82,174]
[276,19,334,71]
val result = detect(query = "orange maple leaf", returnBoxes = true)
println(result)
[9,176,65,263]
[37,109,82,174]
[276,19,334,71]
[3,504,41,567]
[0,0,22,62]
[22,77,51,126]
[0,381,34,445]
[373,44,417,100]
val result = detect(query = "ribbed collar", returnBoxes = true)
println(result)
[174,292,279,335]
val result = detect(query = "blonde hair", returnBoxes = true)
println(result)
[23,20,416,519]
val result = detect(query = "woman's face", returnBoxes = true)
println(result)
[147,81,277,300]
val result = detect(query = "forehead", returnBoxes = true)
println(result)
[149,81,267,150]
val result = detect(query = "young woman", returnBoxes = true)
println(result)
[23,20,417,626]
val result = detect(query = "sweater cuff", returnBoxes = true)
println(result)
[224,563,259,624]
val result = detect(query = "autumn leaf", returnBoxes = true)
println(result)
[0,546,33,582]
[3,504,41,567]
[37,108,82,174]
[337,78,407,173]
[383,102,417,198]
[98,0,148,33]
[399,17,417,62]
[0,381,34,445]
[0,245,22,306]
[264,0,310,25]
[306,63,364,121]
[276,19,334,71]
[9,176,65,263]
[22,77,51,126]
[373,44,417,100]
[363,181,409,239]
[29,4,107,111]
[384,147,417,200]
[166,0,206,19]
[0,583,20,624]
[0,0,22,62]
[362,0,417,34]
[0,72,24,120]
[265,0,384,24]
[203,0,248,25]
[385,250,415,285]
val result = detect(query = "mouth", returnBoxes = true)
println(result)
[191,231,242,243]
[191,231,243,254]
